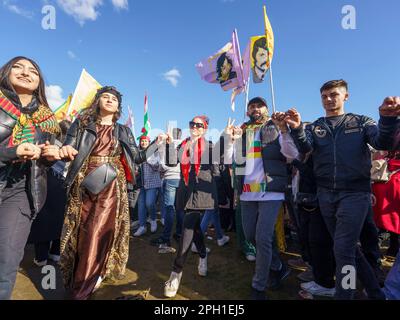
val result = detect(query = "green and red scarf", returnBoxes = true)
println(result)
[0,90,60,146]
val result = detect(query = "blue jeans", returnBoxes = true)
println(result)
[241,200,283,291]
[383,251,400,300]
[160,179,180,243]
[318,190,385,300]
[200,209,224,240]
[159,187,166,221]
[138,187,159,227]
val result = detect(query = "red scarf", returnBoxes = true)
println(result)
[180,137,206,186]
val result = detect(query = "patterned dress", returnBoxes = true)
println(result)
[60,124,130,300]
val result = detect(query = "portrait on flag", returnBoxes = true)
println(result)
[216,52,237,85]
[250,36,273,83]
[196,41,241,92]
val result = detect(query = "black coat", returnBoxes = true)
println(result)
[28,166,66,243]
[166,138,220,211]
[290,114,398,192]
[0,108,56,217]
[63,119,150,190]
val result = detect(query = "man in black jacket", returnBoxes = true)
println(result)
[283,79,400,299]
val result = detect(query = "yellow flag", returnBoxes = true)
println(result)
[68,69,102,118]
[54,94,72,122]
[263,5,274,62]
[250,6,275,83]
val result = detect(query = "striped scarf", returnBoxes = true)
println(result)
[0,90,60,146]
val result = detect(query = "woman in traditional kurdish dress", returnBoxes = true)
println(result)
[59,86,152,300]
[0,56,60,300]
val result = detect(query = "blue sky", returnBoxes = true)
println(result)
[1,0,399,140]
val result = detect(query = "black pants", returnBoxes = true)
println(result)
[298,205,335,288]
[0,188,33,300]
[34,239,60,262]
[172,211,206,273]
[128,188,140,221]
[318,191,384,300]
[360,207,383,273]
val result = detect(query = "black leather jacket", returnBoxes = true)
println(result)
[63,119,150,191]
[0,108,54,217]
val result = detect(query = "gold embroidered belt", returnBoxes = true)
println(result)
[88,156,120,164]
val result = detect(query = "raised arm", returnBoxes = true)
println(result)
[364,97,400,150]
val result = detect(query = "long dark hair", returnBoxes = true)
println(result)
[79,93,122,127]
[0,56,49,108]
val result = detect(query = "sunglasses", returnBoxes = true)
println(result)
[189,121,205,129]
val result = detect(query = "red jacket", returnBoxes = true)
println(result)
[372,159,400,234]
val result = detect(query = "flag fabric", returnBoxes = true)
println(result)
[231,36,251,111]
[249,7,274,83]
[68,69,102,119]
[54,94,72,122]
[125,105,135,134]
[140,94,151,137]
[196,30,245,92]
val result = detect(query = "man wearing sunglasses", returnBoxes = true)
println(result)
[223,97,299,300]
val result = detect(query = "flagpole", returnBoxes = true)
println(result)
[231,28,244,112]
[263,5,276,113]
[268,64,276,114]
[244,74,250,121]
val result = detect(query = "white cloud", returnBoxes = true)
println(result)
[67,50,77,60]
[163,68,181,87]
[57,0,103,25]
[46,85,65,110]
[2,0,34,19]
[111,0,128,10]
[57,0,128,25]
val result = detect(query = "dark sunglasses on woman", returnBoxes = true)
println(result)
[189,122,205,129]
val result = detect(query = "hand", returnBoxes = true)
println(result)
[371,194,377,207]
[16,143,42,161]
[224,118,242,141]
[157,133,173,145]
[232,126,243,140]
[59,145,78,161]
[272,112,289,133]
[41,141,61,161]
[379,96,400,117]
[284,108,302,129]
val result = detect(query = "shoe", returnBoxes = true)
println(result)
[93,276,103,292]
[245,254,256,262]
[217,235,230,247]
[268,262,291,290]
[150,220,157,233]
[198,255,208,276]
[33,259,47,267]
[158,243,177,254]
[288,258,308,271]
[48,254,60,262]
[161,218,165,226]
[250,287,267,300]
[130,220,139,230]
[164,272,182,298]
[301,281,335,297]
[191,243,211,254]
[297,268,314,282]
[151,236,169,247]
[133,226,147,237]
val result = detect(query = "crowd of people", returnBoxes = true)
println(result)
[0,56,400,300]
